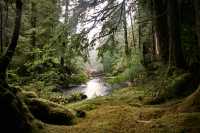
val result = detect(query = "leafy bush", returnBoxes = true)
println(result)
[107,63,145,84]
[124,63,145,81]
[69,72,88,84]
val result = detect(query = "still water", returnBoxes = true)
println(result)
[63,77,112,99]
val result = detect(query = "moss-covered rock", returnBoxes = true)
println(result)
[25,98,74,125]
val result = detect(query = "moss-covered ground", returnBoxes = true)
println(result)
[36,79,200,133]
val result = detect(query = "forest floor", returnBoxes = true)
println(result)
[37,75,200,133]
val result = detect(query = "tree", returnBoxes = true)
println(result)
[193,0,200,49]
[153,0,169,63]
[0,0,34,132]
[167,0,185,69]
[122,0,130,57]
[129,7,136,48]
[0,0,3,53]
[0,0,23,81]
[60,0,69,67]
[192,0,200,86]
[30,1,37,47]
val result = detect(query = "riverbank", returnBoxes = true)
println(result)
[37,72,200,133]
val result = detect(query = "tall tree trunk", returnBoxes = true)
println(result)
[64,0,69,24]
[137,6,141,51]
[0,1,33,132]
[193,0,200,49]
[167,0,185,69]
[4,0,9,47]
[60,42,65,67]
[30,1,36,47]
[0,0,23,80]
[111,31,115,55]
[122,0,129,57]
[129,8,135,48]
[192,0,200,86]
[60,0,69,67]
[153,0,169,63]
[0,1,3,53]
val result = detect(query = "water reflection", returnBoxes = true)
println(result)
[84,78,111,99]
[63,77,111,99]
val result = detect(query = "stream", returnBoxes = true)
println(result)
[63,77,112,99]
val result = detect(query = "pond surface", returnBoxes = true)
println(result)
[63,77,112,99]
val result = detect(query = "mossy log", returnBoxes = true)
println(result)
[24,97,74,125]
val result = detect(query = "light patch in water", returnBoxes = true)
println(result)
[84,78,111,99]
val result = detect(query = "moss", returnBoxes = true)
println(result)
[168,73,193,96]
[25,98,75,125]
[66,92,87,103]
[22,91,38,98]
[29,82,200,133]
[149,113,200,133]
[0,85,34,133]
[177,87,200,112]
[147,72,193,104]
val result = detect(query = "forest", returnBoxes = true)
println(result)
[0,0,200,132]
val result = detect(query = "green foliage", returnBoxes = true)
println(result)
[66,92,87,103]
[105,48,145,84]
[7,0,90,91]
[101,51,115,73]
[124,63,145,81]
[144,68,195,104]
[69,72,88,84]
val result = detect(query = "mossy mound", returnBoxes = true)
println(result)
[0,86,34,133]
[177,87,200,112]
[147,72,193,104]
[25,98,75,125]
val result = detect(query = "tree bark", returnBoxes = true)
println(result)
[30,1,36,47]
[193,0,200,49]
[138,7,141,50]
[192,0,200,86]
[167,0,185,69]
[4,0,9,47]
[60,0,69,67]
[122,0,129,57]
[153,0,169,63]
[129,8,135,48]
[64,0,69,24]
[0,1,3,53]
